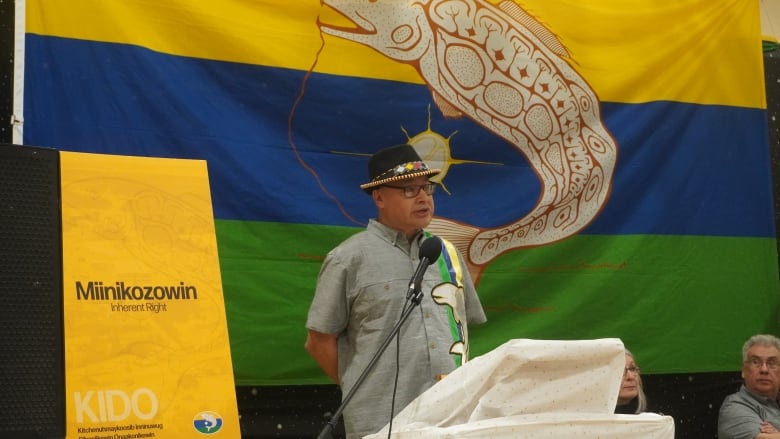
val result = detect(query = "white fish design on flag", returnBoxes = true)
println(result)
[319,0,618,281]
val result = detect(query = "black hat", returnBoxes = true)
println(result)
[360,144,441,193]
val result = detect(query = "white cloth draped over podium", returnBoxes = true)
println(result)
[365,338,674,438]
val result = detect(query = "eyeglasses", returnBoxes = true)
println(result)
[383,182,437,198]
[745,357,780,370]
[624,366,640,375]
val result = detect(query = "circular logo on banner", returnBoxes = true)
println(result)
[193,411,224,435]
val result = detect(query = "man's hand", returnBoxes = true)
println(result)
[760,421,779,434]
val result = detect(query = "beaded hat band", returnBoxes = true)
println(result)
[360,144,441,192]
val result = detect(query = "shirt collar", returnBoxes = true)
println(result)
[367,219,423,249]
[742,384,780,404]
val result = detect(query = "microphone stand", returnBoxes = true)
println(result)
[316,288,425,439]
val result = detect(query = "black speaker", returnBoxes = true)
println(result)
[0,144,65,438]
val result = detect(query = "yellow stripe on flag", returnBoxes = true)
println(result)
[26,0,764,107]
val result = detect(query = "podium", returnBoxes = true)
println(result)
[366,338,674,438]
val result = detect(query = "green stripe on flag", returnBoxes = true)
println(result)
[216,219,779,384]
[470,234,780,374]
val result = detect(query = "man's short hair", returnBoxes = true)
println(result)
[742,334,780,362]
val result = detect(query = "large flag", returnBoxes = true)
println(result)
[21,0,777,384]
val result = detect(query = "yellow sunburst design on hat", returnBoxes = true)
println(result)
[402,105,503,195]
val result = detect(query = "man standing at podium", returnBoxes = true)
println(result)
[305,144,487,438]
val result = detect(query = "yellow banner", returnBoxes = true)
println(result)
[60,151,240,438]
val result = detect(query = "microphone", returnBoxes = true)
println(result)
[406,236,443,299]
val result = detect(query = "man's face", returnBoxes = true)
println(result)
[373,176,435,239]
[742,344,780,399]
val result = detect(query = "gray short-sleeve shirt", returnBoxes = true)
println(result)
[306,219,487,438]
[718,384,780,439]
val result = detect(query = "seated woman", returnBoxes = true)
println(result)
[615,349,648,414]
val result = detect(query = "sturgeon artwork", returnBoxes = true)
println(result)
[319,0,618,280]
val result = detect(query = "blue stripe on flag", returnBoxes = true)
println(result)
[23,35,773,238]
